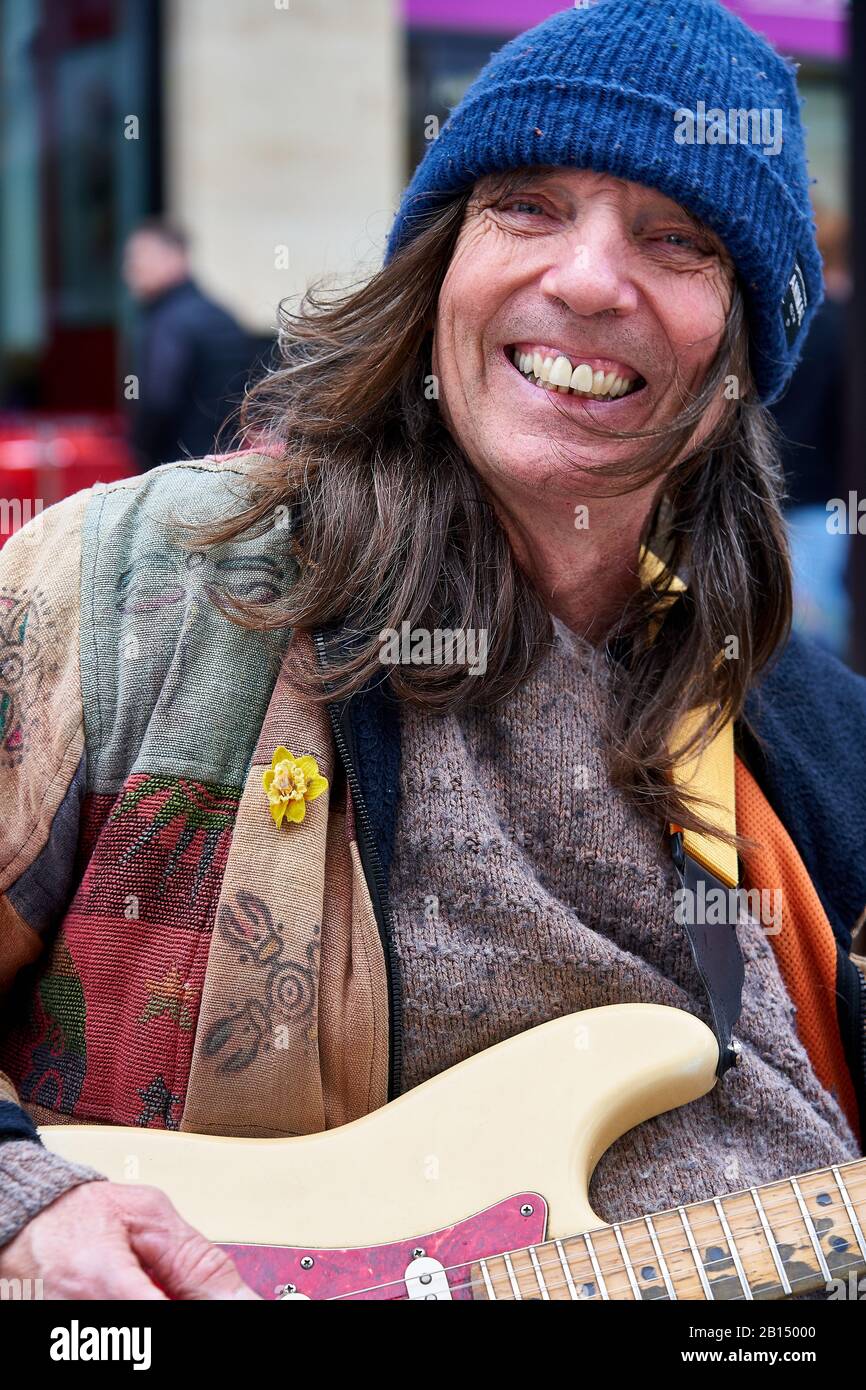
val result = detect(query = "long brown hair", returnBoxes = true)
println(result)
[202,173,791,847]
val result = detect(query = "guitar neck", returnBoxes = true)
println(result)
[474,1157,866,1301]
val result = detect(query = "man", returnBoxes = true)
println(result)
[0,0,864,1300]
[122,221,256,470]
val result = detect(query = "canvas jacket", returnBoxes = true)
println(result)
[0,451,864,1165]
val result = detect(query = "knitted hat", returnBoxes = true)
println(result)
[385,0,822,404]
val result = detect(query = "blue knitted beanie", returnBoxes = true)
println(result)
[385,0,822,404]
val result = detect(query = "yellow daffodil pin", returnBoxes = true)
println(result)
[262,747,328,828]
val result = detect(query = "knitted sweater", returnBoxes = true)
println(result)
[388,621,860,1223]
[1,455,865,1267]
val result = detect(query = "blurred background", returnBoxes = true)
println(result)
[0,0,863,667]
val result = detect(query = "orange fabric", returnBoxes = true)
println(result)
[735,756,861,1141]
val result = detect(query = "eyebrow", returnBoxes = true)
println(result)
[475,167,731,259]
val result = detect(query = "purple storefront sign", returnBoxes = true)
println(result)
[402,0,848,60]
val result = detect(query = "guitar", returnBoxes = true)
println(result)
[40,1003,866,1301]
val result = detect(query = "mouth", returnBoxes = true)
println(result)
[505,343,647,403]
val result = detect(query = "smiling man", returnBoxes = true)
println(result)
[1,0,865,1301]
[430,164,737,638]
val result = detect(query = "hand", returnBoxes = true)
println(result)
[0,1181,261,1300]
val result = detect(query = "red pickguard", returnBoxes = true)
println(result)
[220,1192,547,1300]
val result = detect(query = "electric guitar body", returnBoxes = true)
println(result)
[40,1004,866,1301]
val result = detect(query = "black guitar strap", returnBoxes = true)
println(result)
[670,829,745,1077]
[640,547,746,1079]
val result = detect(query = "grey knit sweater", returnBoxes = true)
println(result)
[388,621,859,1224]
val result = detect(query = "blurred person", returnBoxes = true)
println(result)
[122,220,255,471]
[771,206,852,655]
[0,1,864,1302]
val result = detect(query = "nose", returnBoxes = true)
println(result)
[538,208,639,319]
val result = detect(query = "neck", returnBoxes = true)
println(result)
[487,478,659,641]
[473,1155,866,1301]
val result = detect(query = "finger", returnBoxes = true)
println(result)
[128,1213,260,1300]
[48,1242,167,1302]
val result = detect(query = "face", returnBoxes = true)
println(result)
[122,232,188,301]
[432,167,735,501]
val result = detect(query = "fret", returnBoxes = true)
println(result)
[528,1246,550,1300]
[839,1161,866,1239]
[551,1234,605,1300]
[640,1207,710,1298]
[790,1178,831,1286]
[751,1187,791,1296]
[510,1245,555,1298]
[832,1165,866,1264]
[673,1197,749,1299]
[644,1215,677,1299]
[588,1224,642,1300]
[474,1157,866,1301]
[510,1246,559,1299]
[614,1214,673,1299]
[713,1197,752,1300]
[796,1168,865,1288]
[503,1251,523,1299]
[475,1245,554,1299]
[554,1238,579,1300]
[487,1241,591,1301]
[613,1223,643,1299]
[715,1187,801,1298]
[583,1232,609,1300]
[740,1177,828,1297]
[478,1258,497,1300]
[680,1207,714,1299]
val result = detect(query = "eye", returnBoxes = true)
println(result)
[502,198,548,217]
[653,230,715,255]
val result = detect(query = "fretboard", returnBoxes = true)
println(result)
[472,1158,866,1300]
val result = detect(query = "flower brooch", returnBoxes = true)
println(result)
[262,747,328,828]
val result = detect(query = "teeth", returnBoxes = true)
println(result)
[512,348,638,400]
[571,362,593,393]
[549,355,573,388]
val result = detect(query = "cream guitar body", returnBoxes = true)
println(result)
[40,1004,866,1301]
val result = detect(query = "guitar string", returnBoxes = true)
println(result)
[428,1218,862,1303]
[326,1184,864,1300]
[387,1254,859,1302]
[334,1226,864,1302]
[443,1190,865,1301]
[323,1161,863,1298]
[325,1181,865,1301]
[472,1229,866,1302]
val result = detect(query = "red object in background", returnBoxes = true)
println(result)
[0,415,137,548]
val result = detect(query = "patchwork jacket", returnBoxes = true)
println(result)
[0,451,865,1235]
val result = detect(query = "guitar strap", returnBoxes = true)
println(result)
[640,549,744,1078]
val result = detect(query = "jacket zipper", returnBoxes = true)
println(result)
[312,629,403,1099]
